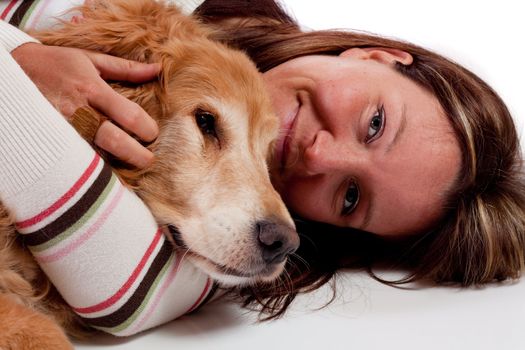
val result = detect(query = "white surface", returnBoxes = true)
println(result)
[76,1,525,349]
[76,272,525,350]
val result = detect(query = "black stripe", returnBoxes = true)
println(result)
[9,0,35,27]
[81,240,173,328]
[24,162,112,246]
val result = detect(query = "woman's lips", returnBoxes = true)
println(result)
[277,101,300,174]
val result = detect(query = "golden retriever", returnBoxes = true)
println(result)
[0,0,298,348]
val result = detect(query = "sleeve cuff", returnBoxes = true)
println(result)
[0,20,39,52]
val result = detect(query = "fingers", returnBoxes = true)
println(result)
[94,120,154,169]
[87,51,161,83]
[88,82,159,142]
[85,51,159,168]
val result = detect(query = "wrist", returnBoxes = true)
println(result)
[11,42,43,67]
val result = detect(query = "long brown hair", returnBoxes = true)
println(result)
[195,0,525,318]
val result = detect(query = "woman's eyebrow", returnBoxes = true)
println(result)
[385,104,407,154]
[359,105,408,231]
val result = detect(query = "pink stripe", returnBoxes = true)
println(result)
[185,278,212,314]
[36,184,124,264]
[128,254,182,334]
[73,229,163,314]
[16,154,101,229]
[1,0,18,20]
[25,0,50,30]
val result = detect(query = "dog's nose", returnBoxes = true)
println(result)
[256,221,299,265]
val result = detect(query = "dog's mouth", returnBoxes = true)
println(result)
[167,224,279,281]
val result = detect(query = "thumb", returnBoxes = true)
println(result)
[87,51,161,83]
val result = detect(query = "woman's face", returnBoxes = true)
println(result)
[263,48,461,237]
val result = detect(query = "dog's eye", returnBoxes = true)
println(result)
[195,109,217,137]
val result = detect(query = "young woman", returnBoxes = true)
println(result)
[1,0,524,335]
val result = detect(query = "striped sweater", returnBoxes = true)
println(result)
[0,0,212,337]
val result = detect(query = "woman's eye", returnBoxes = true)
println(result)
[195,109,217,137]
[341,181,360,216]
[365,106,385,143]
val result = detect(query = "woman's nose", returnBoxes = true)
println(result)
[302,130,345,176]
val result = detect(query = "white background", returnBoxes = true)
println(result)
[77,1,525,349]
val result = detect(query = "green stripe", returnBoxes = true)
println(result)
[18,0,40,29]
[96,254,175,334]
[30,175,118,253]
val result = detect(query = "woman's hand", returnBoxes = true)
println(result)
[11,42,160,168]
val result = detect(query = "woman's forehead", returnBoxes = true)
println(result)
[365,98,461,236]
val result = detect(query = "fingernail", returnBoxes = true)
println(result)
[137,152,155,169]
[150,62,162,73]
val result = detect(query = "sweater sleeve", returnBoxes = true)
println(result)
[0,20,213,336]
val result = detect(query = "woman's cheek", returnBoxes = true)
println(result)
[281,179,330,223]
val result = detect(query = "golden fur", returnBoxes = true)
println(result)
[0,0,298,347]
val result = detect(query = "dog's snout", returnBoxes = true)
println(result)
[256,221,299,265]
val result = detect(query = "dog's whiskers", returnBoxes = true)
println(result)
[178,248,192,264]
[289,252,309,271]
